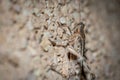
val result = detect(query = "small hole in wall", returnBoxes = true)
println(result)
[41,12,44,14]
[35,30,38,34]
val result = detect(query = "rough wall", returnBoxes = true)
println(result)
[0,0,120,80]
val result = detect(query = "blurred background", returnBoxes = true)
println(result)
[0,0,120,80]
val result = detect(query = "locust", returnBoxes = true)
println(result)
[48,22,95,80]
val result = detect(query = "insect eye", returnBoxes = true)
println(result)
[80,22,85,28]
[79,22,85,27]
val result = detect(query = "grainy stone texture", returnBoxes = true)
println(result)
[0,0,120,80]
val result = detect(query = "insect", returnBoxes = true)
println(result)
[48,22,95,80]
[70,22,95,80]
[72,22,85,56]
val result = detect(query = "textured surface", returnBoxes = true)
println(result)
[0,0,120,80]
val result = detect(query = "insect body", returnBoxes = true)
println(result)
[48,22,95,80]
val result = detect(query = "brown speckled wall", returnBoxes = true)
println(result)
[0,0,120,80]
